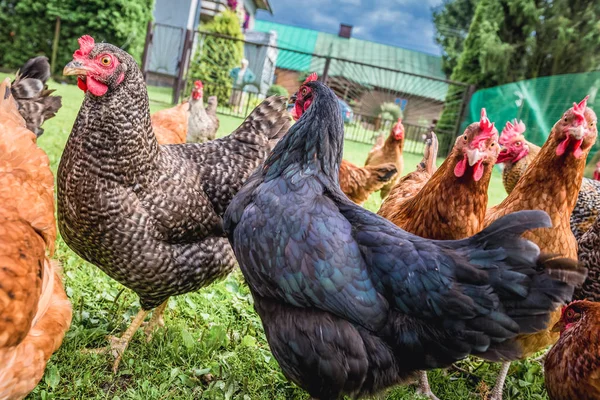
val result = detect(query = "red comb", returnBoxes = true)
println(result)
[573,95,589,124]
[74,35,95,58]
[471,108,497,148]
[499,119,526,145]
[304,72,318,84]
[194,80,203,88]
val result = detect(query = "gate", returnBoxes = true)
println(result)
[141,23,473,157]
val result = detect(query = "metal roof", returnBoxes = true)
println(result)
[253,20,449,101]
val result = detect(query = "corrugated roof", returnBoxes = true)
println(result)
[252,20,449,100]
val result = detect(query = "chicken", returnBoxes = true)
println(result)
[11,56,62,137]
[594,161,600,181]
[0,78,72,399]
[378,132,438,208]
[574,215,600,302]
[496,119,542,194]
[338,160,397,205]
[187,81,220,143]
[378,111,499,399]
[290,74,397,205]
[364,117,405,199]
[379,109,498,240]
[497,119,600,242]
[58,36,291,372]
[223,79,586,400]
[572,179,600,241]
[544,300,600,400]
[484,97,598,400]
[151,102,189,145]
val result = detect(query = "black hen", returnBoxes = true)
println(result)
[224,80,586,399]
[57,36,291,372]
[11,56,62,137]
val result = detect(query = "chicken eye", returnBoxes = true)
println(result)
[490,142,495,147]
[463,135,468,141]
[564,116,568,123]
[100,56,112,66]
[301,88,307,96]
[515,141,522,147]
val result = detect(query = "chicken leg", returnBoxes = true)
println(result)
[84,309,149,373]
[416,371,440,400]
[144,299,168,341]
[488,362,510,400]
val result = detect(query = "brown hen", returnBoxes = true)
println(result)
[379,109,498,240]
[338,160,397,205]
[484,97,598,400]
[545,300,600,400]
[378,131,438,212]
[364,117,405,199]
[0,78,72,400]
[378,110,499,400]
[151,101,190,145]
[497,119,600,242]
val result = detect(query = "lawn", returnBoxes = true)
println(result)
[2,72,550,400]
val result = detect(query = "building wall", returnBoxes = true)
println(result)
[274,68,301,95]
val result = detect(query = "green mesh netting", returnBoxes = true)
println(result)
[465,72,600,174]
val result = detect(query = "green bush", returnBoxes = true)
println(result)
[378,102,402,121]
[266,84,288,97]
[188,10,244,101]
[0,0,153,72]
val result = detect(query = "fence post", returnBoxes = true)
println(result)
[322,57,331,85]
[50,17,61,76]
[173,28,194,105]
[141,20,154,82]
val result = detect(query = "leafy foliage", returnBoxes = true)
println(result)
[0,0,152,72]
[435,0,600,84]
[266,84,289,97]
[378,102,402,121]
[432,0,478,76]
[188,10,244,101]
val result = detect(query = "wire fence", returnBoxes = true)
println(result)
[142,23,472,157]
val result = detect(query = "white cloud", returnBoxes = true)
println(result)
[259,0,443,55]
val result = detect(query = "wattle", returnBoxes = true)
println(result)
[473,160,484,182]
[454,156,467,178]
[77,77,87,92]
[86,76,108,97]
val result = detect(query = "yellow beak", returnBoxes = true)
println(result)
[63,61,89,76]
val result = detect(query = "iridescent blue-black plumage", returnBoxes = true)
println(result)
[224,81,586,399]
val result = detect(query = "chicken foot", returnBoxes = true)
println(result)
[83,309,149,373]
[416,371,440,400]
[144,299,168,342]
[487,362,510,400]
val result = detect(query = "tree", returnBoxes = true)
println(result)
[528,0,600,78]
[436,0,540,143]
[188,10,244,101]
[432,0,478,76]
[0,0,153,71]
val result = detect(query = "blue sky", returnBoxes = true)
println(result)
[256,0,444,55]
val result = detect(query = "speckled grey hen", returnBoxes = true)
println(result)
[574,215,600,302]
[57,35,291,372]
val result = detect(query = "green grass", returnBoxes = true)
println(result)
[1,72,548,399]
